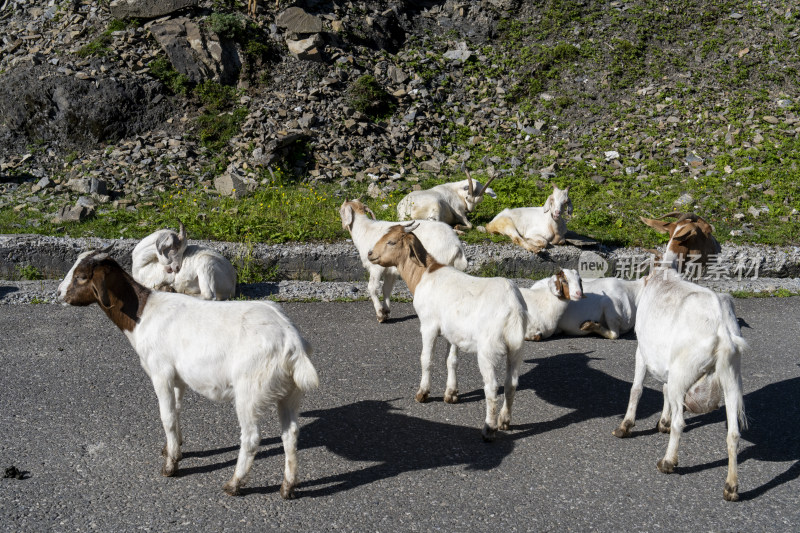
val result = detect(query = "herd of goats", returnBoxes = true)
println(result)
[55,174,745,501]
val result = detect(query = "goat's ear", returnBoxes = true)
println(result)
[640,216,674,235]
[543,195,552,213]
[407,235,428,268]
[566,198,573,217]
[671,223,697,242]
[340,204,354,230]
[90,266,112,308]
[178,220,187,243]
[695,217,715,236]
[548,276,562,297]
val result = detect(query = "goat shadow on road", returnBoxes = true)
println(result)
[0,286,19,301]
[675,374,800,501]
[181,350,666,498]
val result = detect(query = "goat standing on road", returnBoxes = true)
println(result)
[58,247,318,499]
[368,222,527,441]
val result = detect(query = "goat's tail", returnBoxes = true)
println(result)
[504,287,528,352]
[290,335,319,392]
[717,293,748,428]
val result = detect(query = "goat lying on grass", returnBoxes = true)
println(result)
[58,247,318,499]
[368,222,527,441]
[612,267,746,502]
[485,185,572,253]
[397,171,497,232]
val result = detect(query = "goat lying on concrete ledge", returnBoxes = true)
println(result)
[58,247,318,499]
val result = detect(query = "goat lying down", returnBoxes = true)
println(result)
[556,277,644,340]
[368,222,527,441]
[485,185,572,253]
[519,269,584,341]
[132,221,237,300]
[612,267,746,502]
[397,171,497,231]
[58,248,318,499]
[340,199,467,323]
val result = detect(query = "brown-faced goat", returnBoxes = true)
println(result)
[485,185,572,253]
[132,222,237,300]
[556,277,644,340]
[640,212,721,271]
[519,269,584,341]
[58,248,318,499]
[367,222,527,441]
[612,267,746,501]
[397,171,498,231]
[340,199,468,322]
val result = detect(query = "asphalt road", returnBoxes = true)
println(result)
[1,297,799,532]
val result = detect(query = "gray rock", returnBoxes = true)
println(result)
[51,203,93,223]
[214,172,248,198]
[286,35,324,62]
[90,177,108,195]
[67,178,91,194]
[443,49,474,62]
[419,159,441,172]
[276,7,323,34]
[674,193,694,206]
[388,65,409,84]
[31,177,51,193]
[150,17,242,85]
[109,0,198,19]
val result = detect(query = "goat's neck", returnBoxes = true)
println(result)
[100,268,151,333]
[397,255,443,296]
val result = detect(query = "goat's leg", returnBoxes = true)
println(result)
[613,346,647,438]
[161,384,186,457]
[498,348,522,431]
[657,377,688,474]
[580,308,620,339]
[477,352,500,442]
[223,396,262,496]
[416,326,438,402]
[152,376,182,476]
[657,383,672,433]
[721,361,744,502]
[368,270,389,322]
[381,270,398,321]
[443,344,459,403]
[277,389,303,499]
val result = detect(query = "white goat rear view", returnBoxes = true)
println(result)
[340,199,467,322]
[397,171,497,231]
[58,248,318,499]
[612,267,746,502]
[519,269,584,341]
[556,277,644,339]
[485,185,572,253]
[368,222,527,441]
[132,221,237,300]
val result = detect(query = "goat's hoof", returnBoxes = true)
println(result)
[723,483,739,502]
[280,481,297,500]
[222,480,241,496]
[612,421,633,438]
[443,389,459,404]
[657,459,676,474]
[657,419,671,433]
[377,312,389,323]
[161,461,178,477]
[415,390,429,403]
[498,418,511,431]
[481,425,497,442]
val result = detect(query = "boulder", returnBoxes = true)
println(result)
[276,7,323,35]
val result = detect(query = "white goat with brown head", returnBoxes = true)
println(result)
[640,212,721,272]
[612,267,747,501]
[397,170,498,231]
[367,222,527,441]
[340,199,467,322]
[58,247,318,499]
[519,269,584,341]
[485,185,572,253]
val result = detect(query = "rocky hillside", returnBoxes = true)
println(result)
[0,0,798,243]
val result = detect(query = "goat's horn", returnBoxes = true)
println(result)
[403,221,420,233]
[364,206,377,220]
[178,220,187,241]
[465,169,474,197]
[482,172,499,193]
